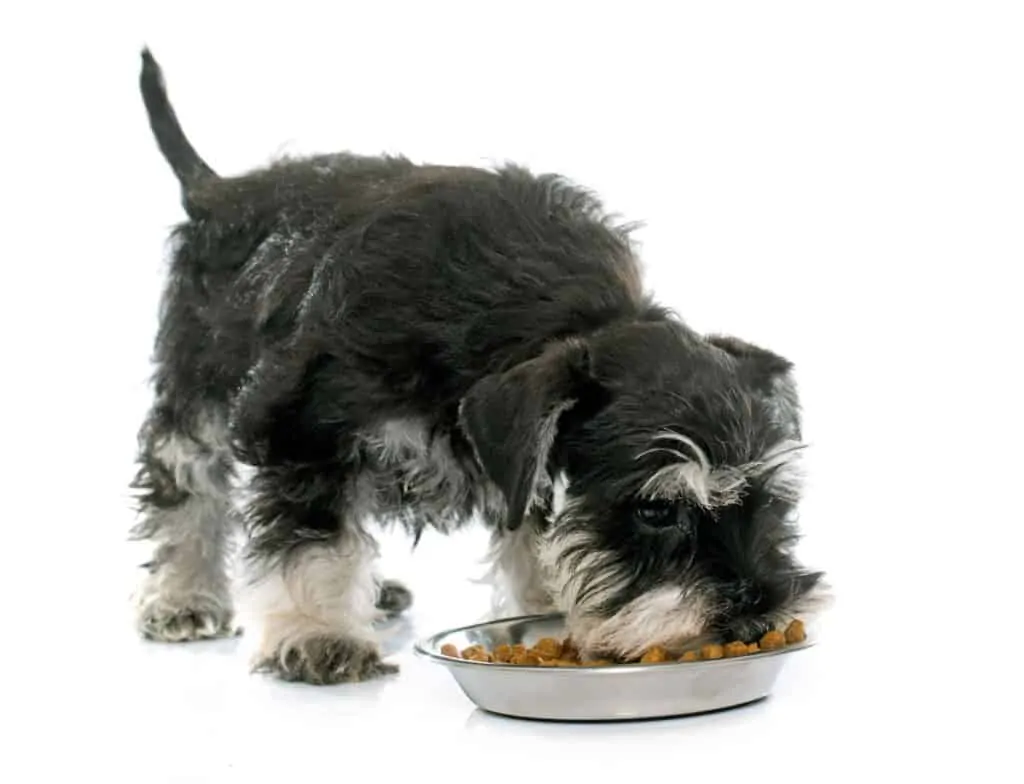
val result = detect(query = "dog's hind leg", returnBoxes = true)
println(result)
[129,404,239,641]
[375,578,414,619]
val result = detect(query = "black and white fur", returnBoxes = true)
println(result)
[130,49,828,684]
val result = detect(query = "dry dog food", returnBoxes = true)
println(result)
[784,618,806,644]
[700,643,724,660]
[639,646,668,663]
[759,630,786,651]
[723,641,749,658]
[439,619,808,667]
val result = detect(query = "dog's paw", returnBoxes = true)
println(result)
[136,593,239,642]
[253,635,399,685]
[376,579,413,619]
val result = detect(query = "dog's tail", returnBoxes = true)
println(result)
[139,47,217,211]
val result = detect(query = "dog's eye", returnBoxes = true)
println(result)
[632,500,690,530]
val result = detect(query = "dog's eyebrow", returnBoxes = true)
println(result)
[635,432,806,507]
[636,431,744,507]
[636,431,709,468]
[639,461,747,508]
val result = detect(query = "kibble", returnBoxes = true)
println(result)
[511,651,543,666]
[759,630,786,651]
[533,637,564,660]
[439,619,808,667]
[700,643,725,660]
[784,619,806,644]
[561,638,579,661]
[723,641,749,658]
[640,646,669,663]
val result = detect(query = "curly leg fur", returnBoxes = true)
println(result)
[248,538,398,685]
[130,409,239,641]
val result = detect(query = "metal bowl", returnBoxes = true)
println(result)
[414,613,814,722]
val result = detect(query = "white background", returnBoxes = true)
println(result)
[1,1,1020,780]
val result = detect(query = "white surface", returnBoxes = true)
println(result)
[1,2,1019,781]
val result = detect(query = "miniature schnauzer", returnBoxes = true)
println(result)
[130,49,828,684]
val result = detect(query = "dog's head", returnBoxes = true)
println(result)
[459,319,827,659]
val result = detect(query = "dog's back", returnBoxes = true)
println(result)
[140,50,651,440]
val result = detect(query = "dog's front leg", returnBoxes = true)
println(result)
[243,463,396,685]
[485,512,558,618]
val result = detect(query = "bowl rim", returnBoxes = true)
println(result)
[412,612,814,672]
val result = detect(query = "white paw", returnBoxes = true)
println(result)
[135,589,239,642]
[252,635,398,685]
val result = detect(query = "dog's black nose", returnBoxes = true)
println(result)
[746,617,774,641]
[723,615,773,644]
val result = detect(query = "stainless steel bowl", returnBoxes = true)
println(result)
[414,613,814,722]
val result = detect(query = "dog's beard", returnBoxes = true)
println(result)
[566,580,715,660]
[536,489,830,659]
[537,498,715,660]
[721,576,834,643]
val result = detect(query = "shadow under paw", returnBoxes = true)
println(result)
[254,636,399,685]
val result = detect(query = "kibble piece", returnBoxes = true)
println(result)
[784,619,806,644]
[461,644,485,659]
[723,641,749,658]
[511,644,528,657]
[465,649,493,662]
[680,650,700,662]
[440,643,460,658]
[511,652,543,666]
[582,659,613,667]
[700,644,724,660]
[759,630,786,650]
[555,659,579,667]
[640,646,669,663]
[746,643,760,655]
[561,638,580,661]
[492,644,514,663]
[533,637,564,659]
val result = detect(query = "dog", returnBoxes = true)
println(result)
[130,48,828,684]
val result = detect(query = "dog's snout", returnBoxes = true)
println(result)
[720,615,772,644]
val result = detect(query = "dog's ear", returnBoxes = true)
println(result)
[459,340,591,531]
[706,334,802,438]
